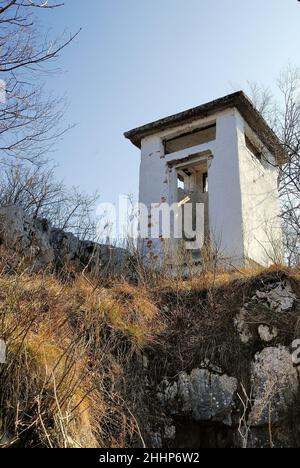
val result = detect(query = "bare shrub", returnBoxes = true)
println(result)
[0,163,99,240]
[248,66,300,267]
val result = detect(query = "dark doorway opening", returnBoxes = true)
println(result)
[173,418,234,449]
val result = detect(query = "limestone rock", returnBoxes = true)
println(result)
[50,228,127,274]
[234,308,253,344]
[164,425,176,440]
[258,325,278,343]
[199,358,223,374]
[151,432,162,448]
[255,281,296,312]
[0,205,54,269]
[178,372,192,412]
[187,369,238,425]
[158,369,238,426]
[249,346,299,426]
[157,378,178,406]
[0,205,128,275]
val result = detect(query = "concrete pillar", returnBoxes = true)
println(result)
[208,110,244,265]
[139,135,168,259]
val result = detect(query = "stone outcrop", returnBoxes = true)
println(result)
[234,308,252,344]
[151,275,300,448]
[249,346,299,427]
[0,205,128,275]
[50,228,128,274]
[255,281,297,312]
[234,277,297,346]
[258,325,278,343]
[0,205,54,269]
[157,369,238,426]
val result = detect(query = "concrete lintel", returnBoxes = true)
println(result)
[173,154,212,171]
[166,142,215,165]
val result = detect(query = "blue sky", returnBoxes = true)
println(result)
[41,0,300,206]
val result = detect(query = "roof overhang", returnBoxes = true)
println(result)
[124,91,288,165]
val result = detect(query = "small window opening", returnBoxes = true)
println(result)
[177,174,185,190]
[203,172,208,193]
[165,123,216,154]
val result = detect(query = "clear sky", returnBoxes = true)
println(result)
[41,0,300,207]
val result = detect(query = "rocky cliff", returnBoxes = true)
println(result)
[0,205,127,275]
[146,271,300,448]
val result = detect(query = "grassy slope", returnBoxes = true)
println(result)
[0,265,299,447]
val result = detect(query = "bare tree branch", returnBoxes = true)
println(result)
[0,162,99,240]
[0,0,80,164]
[248,66,300,266]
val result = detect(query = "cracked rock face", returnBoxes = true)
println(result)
[154,276,299,448]
[249,347,299,426]
[0,205,54,269]
[50,228,127,273]
[234,279,296,347]
[255,281,296,312]
[0,205,128,274]
[157,368,238,426]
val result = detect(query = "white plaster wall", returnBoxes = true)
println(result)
[208,109,245,265]
[139,135,168,258]
[236,112,283,266]
[139,109,246,265]
[138,107,282,268]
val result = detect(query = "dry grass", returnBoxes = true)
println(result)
[0,258,299,448]
[0,274,99,447]
[0,271,162,448]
